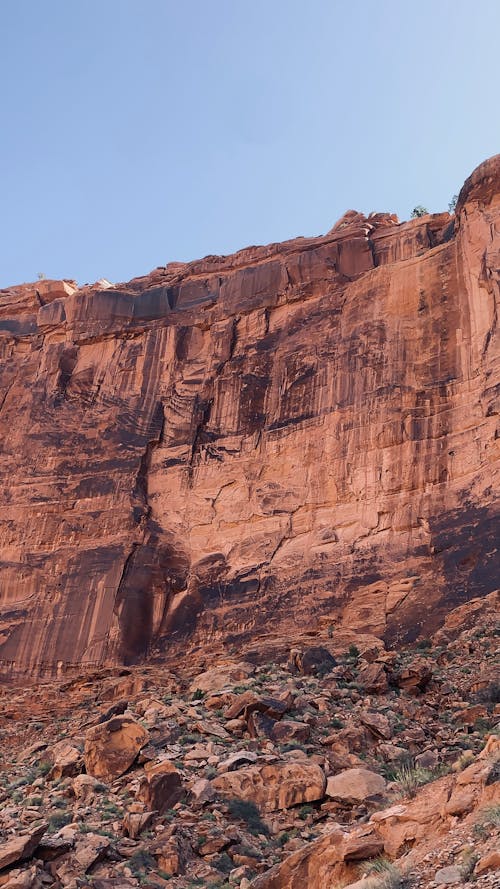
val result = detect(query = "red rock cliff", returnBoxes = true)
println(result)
[0,156,499,677]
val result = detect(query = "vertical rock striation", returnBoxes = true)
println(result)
[0,156,499,676]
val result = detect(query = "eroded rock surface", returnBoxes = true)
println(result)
[0,156,499,676]
[84,716,149,782]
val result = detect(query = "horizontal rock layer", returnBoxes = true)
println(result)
[0,156,499,676]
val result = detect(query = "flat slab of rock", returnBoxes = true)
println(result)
[326,768,386,803]
[434,865,463,885]
[84,716,149,782]
[189,663,254,693]
[212,761,326,812]
[0,823,47,869]
[218,750,259,771]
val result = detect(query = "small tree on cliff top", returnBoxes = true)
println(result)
[410,205,428,218]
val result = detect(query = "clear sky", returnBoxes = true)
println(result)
[1,0,499,288]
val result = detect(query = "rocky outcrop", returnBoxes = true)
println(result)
[0,156,499,676]
[84,716,148,782]
[211,761,327,812]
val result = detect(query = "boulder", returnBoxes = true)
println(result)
[84,716,149,782]
[212,761,326,812]
[434,865,463,885]
[48,740,83,780]
[189,663,254,694]
[477,850,500,874]
[0,824,47,870]
[395,658,433,693]
[341,827,384,861]
[356,662,388,694]
[326,768,386,803]
[288,646,337,676]
[71,773,104,801]
[250,828,346,889]
[136,760,183,813]
[272,720,311,744]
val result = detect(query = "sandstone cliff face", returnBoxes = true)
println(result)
[0,156,499,677]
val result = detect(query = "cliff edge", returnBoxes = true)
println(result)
[0,156,499,677]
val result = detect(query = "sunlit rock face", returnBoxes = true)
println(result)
[0,156,498,677]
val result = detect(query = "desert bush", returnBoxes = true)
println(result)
[384,757,448,798]
[365,857,410,888]
[226,798,269,835]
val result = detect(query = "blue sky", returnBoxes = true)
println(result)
[1,0,499,288]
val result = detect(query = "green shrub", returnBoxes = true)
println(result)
[365,858,409,888]
[48,813,73,832]
[298,804,314,820]
[386,759,449,798]
[410,205,428,218]
[213,852,233,874]
[128,850,156,875]
[226,798,269,835]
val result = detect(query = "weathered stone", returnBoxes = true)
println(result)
[136,760,183,813]
[250,828,346,888]
[84,716,149,782]
[0,824,47,870]
[476,850,500,874]
[341,827,384,861]
[71,773,104,801]
[326,768,386,803]
[122,810,155,839]
[48,740,83,780]
[395,659,433,693]
[356,663,388,694]
[212,761,326,812]
[434,865,463,885]
[271,720,311,744]
[1,157,499,676]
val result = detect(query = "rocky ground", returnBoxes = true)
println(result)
[0,593,498,889]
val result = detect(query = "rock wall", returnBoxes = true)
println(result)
[0,156,499,677]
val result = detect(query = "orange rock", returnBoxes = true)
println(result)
[0,156,499,675]
[250,828,345,889]
[0,824,47,870]
[84,716,148,782]
[212,761,326,812]
[476,850,500,874]
[136,760,183,813]
[326,768,386,803]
